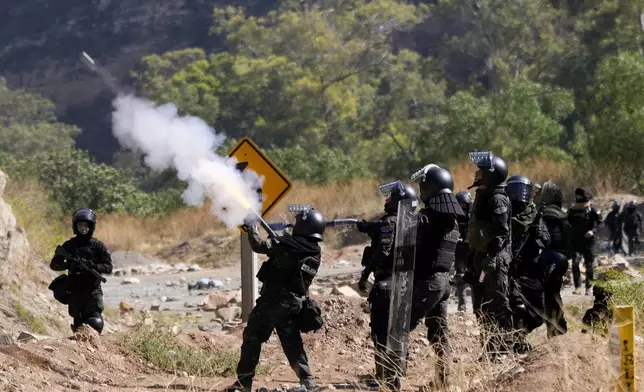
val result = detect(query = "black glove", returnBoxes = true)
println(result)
[528,223,541,237]
[80,258,96,270]
[356,219,369,233]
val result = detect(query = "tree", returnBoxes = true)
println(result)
[434,0,570,91]
[431,77,574,164]
[10,149,183,216]
[586,52,644,188]
[0,78,79,159]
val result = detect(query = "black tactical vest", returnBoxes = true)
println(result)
[543,205,569,256]
[567,206,593,240]
[257,248,321,296]
[415,209,460,277]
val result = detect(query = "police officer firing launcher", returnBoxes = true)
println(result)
[50,208,113,334]
[227,206,326,392]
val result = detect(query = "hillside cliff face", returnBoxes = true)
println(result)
[0,0,276,162]
[0,170,68,336]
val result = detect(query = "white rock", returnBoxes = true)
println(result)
[121,277,140,285]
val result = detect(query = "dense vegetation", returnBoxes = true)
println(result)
[2,0,644,217]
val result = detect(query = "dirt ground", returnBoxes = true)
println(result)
[0,295,640,392]
[1,184,643,391]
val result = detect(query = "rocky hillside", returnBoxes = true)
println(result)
[0,170,68,336]
[0,0,276,162]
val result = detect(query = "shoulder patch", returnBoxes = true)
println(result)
[301,263,317,276]
[494,206,508,215]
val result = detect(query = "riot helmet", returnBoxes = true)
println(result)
[574,187,592,203]
[627,200,638,209]
[539,180,563,207]
[506,175,533,203]
[611,200,621,212]
[72,208,97,237]
[455,191,473,213]
[410,164,455,203]
[468,151,508,189]
[379,181,419,213]
[290,206,326,241]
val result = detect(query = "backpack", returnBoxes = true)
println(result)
[48,274,71,305]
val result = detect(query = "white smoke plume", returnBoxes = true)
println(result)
[111,94,264,228]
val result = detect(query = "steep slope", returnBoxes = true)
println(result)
[0,170,68,336]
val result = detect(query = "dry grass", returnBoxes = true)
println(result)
[97,156,625,256]
[3,176,67,261]
[2,156,631,262]
[449,156,620,196]
[96,178,384,254]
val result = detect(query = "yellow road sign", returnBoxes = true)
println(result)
[228,137,292,219]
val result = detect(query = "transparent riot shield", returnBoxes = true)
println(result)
[386,198,419,376]
[621,227,630,255]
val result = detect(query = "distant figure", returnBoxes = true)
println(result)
[567,188,603,296]
[604,200,621,254]
[621,200,643,255]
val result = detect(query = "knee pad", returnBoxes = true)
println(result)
[85,316,104,334]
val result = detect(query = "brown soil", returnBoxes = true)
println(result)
[1,295,638,392]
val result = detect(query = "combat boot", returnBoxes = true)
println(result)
[224,380,251,392]
[300,378,321,392]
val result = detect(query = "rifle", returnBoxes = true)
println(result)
[513,202,547,262]
[55,246,107,283]
[326,219,359,227]
[269,219,359,230]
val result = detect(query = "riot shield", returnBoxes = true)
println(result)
[621,227,630,255]
[386,198,419,375]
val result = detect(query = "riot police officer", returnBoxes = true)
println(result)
[568,187,603,295]
[409,164,464,387]
[356,201,398,293]
[363,182,418,390]
[539,180,570,338]
[454,191,473,312]
[605,200,621,254]
[466,151,514,361]
[227,208,326,392]
[50,208,112,334]
[505,175,550,353]
[621,200,643,255]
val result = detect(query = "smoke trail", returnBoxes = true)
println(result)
[111,94,264,228]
